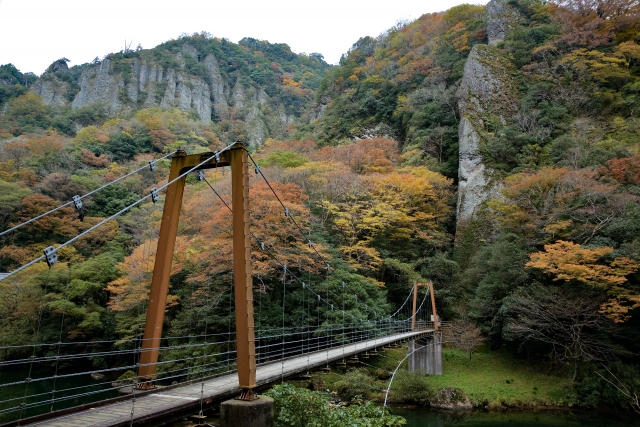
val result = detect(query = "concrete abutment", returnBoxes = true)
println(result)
[220,395,274,427]
[408,332,443,375]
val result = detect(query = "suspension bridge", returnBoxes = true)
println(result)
[0,143,441,426]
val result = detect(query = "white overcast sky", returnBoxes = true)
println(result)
[0,0,486,75]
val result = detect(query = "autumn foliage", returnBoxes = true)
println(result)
[526,240,639,322]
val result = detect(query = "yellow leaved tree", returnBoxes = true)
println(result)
[526,240,639,322]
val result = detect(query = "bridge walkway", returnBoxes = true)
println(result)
[22,330,432,427]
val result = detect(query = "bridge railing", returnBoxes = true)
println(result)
[0,317,425,423]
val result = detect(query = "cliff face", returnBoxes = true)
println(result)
[31,40,326,148]
[486,0,521,45]
[31,75,70,107]
[70,56,216,123]
[455,1,519,235]
[67,52,276,145]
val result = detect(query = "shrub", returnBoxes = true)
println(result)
[392,369,434,404]
[375,369,391,380]
[265,383,406,427]
[332,369,376,401]
[265,383,330,427]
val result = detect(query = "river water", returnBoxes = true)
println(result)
[391,406,640,427]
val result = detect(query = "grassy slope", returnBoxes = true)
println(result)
[428,348,572,407]
[300,345,574,408]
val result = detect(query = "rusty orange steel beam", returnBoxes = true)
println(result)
[137,143,256,393]
[411,282,430,331]
[429,281,438,332]
[230,147,257,392]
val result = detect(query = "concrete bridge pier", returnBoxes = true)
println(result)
[408,332,443,375]
[221,395,274,427]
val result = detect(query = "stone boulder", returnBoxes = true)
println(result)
[430,387,473,410]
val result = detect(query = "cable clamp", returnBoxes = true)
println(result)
[260,241,265,250]
[342,281,345,288]
[284,207,289,217]
[197,171,205,181]
[73,195,85,220]
[72,195,83,210]
[150,188,159,203]
[44,246,58,267]
[308,240,312,248]
[302,282,305,289]
[255,164,260,174]
[318,295,321,301]
[214,151,220,163]
[149,160,156,171]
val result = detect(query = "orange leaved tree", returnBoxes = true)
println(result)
[526,240,639,322]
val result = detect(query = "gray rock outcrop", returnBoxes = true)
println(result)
[486,0,521,45]
[48,59,69,73]
[203,54,229,119]
[430,387,473,410]
[309,95,330,123]
[72,58,123,113]
[455,43,518,231]
[31,75,70,107]
[30,49,293,147]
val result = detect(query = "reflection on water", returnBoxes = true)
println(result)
[391,406,640,427]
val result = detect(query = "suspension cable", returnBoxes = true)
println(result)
[203,171,414,323]
[246,151,415,321]
[0,144,236,283]
[0,151,177,238]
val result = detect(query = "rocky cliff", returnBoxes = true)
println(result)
[30,39,328,148]
[486,0,521,45]
[455,0,519,235]
[31,75,70,107]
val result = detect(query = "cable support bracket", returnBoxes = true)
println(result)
[197,170,205,181]
[44,246,58,267]
[149,160,156,171]
[150,188,159,203]
[72,195,82,211]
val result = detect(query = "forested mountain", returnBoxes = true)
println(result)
[1,0,640,413]
[3,34,331,148]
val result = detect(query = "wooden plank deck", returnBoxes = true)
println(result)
[21,330,432,427]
